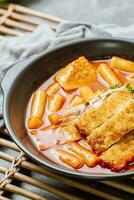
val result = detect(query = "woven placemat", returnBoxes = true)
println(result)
[0,3,64,36]
[0,126,134,200]
[0,4,134,200]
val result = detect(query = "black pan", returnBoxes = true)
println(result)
[1,38,134,180]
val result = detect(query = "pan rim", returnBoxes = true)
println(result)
[2,37,134,180]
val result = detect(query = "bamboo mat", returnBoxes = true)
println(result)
[0,3,65,36]
[0,3,134,200]
[0,127,134,200]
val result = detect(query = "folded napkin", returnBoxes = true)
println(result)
[0,22,134,114]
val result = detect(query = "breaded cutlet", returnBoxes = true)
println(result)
[100,131,134,172]
[87,97,134,155]
[76,90,133,135]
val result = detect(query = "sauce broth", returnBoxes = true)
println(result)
[26,58,132,174]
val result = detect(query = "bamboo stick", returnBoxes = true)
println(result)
[11,12,41,25]
[11,4,64,23]
[0,166,8,173]
[0,25,23,36]
[4,18,35,32]
[0,151,125,200]
[0,151,13,162]
[0,196,10,200]
[0,128,8,135]
[0,166,83,200]
[0,164,45,200]
[0,138,20,151]
[0,3,63,36]
[0,8,5,15]
[5,184,46,200]
[100,181,134,194]
[0,8,41,25]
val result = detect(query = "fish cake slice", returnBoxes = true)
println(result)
[56,56,96,91]
[76,90,133,135]
[100,131,134,172]
[87,97,134,155]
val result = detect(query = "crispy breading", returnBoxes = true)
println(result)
[100,131,134,172]
[56,56,96,91]
[76,90,133,135]
[87,97,134,155]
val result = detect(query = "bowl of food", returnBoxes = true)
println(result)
[1,38,134,179]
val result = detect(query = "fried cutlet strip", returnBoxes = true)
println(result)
[56,56,97,91]
[100,131,134,172]
[87,98,134,155]
[76,90,133,135]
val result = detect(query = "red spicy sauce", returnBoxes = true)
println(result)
[25,59,131,174]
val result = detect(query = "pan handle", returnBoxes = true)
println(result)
[1,56,36,95]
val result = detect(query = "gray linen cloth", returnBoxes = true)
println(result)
[0,21,134,114]
[0,22,134,200]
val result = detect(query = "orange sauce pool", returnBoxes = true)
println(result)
[25,58,131,174]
